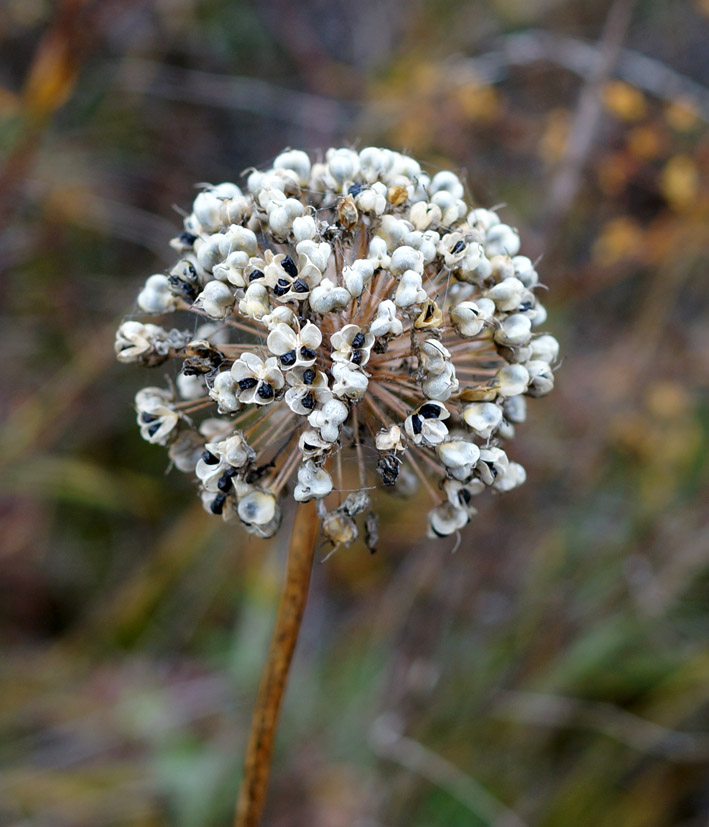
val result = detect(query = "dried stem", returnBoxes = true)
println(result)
[234,499,320,827]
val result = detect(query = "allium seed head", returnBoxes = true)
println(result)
[116,147,559,544]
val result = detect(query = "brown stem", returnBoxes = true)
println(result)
[234,500,320,827]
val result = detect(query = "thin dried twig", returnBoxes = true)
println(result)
[543,0,639,232]
[370,714,529,827]
[494,690,709,762]
[235,500,320,827]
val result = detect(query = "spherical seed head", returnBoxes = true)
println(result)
[116,147,559,543]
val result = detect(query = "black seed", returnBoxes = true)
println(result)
[419,403,440,419]
[519,301,533,311]
[280,349,297,367]
[293,278,309,293]
[300,346,316,360]
[352,332,365,348]
[147,423,160,437]
[301,392,315,410]
[210,493,226,515]
[179,231,197,246]
[412,415,422,435]
[217,472,233,493]
[248,269,265,281]
[257,382,274,400]
[168,276,197,302]
[141,412,158,423]
[452,240,466,254]
[273,284,289,297]
[459,488,472,505]
[350,349,362,365]
[303,368,316,385]
[281,255,298,278]
[303,442,316,451]
[348,183,363,197]
[277,278,289,287]
[238,377,258,390]
[201,450,219,465]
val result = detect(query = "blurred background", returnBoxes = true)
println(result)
[1,0,709,824]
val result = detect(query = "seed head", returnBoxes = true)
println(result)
[117,147,559,544]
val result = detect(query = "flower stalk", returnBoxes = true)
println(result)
[235,499,320,827]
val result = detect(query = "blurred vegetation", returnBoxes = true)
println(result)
[1,0,709,825]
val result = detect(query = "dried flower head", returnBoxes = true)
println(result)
[116,147,559,546]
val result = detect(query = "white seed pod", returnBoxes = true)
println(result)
[115,321,188,366]
[389,245,424,276]
[285,367,332,415]
[427,502,470,537]
[294,461,334,502]
[261,305,297,331]
[422,362,459,402]
[369,300,403,339]
[292,214,317,242]
[485,223,520,257]
[485,277,526,312]
[238,282,270,320]
[192,191,224,233]
[309,278,351,314]
[512,255,539,287]
[525,360,555,397]
[444,477,485,509]
[496,363,530,397]
[438,439,481,480]
[354,182,387,215]
[343,258,375,298]
[378,215,413,248]
[468,208,501,232]
[431,190,467,225]
[238,489,278,525]
[330,324,374,368]
[359,146,393,183]
[168,431,205,473]
[196,281,235,319]
[176,373,206,400]
[395,269,427,308]
[367,236,391,269]
[231,352,284,405]
[503,395,527,424]
[449,299,492,338]
[375,424,405,452]
[409,201,441,231]
[494,313,532,347]
[477,446,509,486]
[194,232,228,271]
[493,461,526,492]
[405,228,440,263]
[273,149,312,186]
[530,302,548,327]
[209,370,240,413]
[529,334,560,364]
[138,274,179,314]
[418,339,451,375]
[429,170,465,200]
[331,362,369,399]
[267,321,322,369]
[298,429,332,458]
[463,402,503,439]
[458,243,493,284]
[404,401,450,446]
[326,147,360,188]
[308,398,348,442]
[212,250,249,287]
